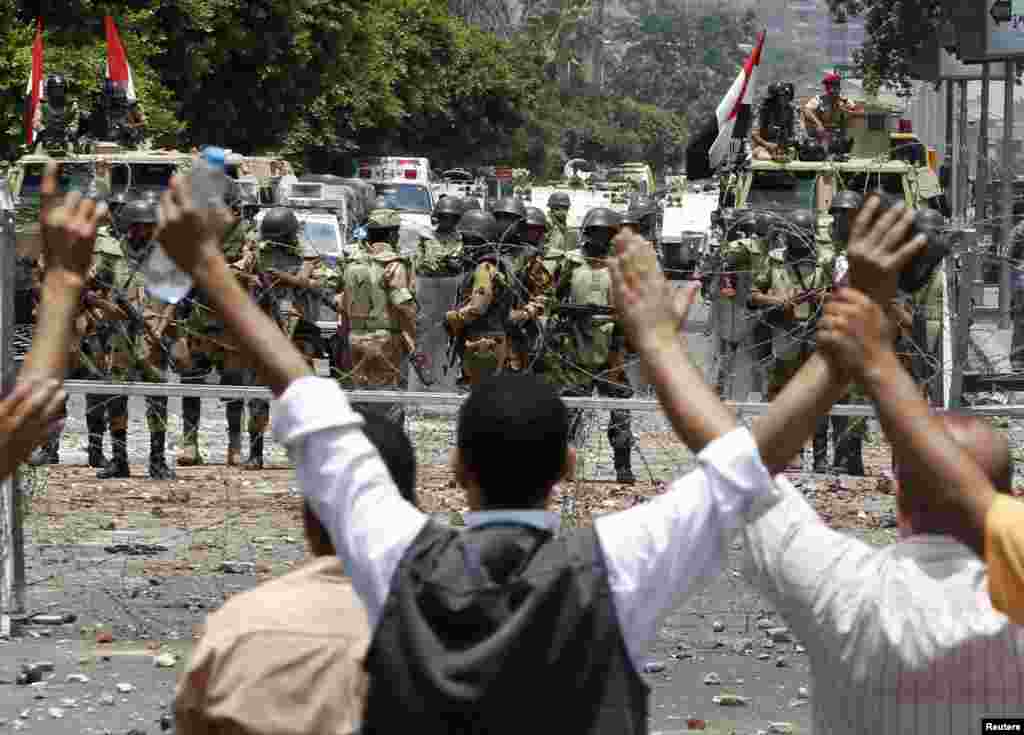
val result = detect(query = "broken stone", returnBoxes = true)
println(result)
[731,638,754,655]
[756,618,774,630]
[673,649,694,660]
[768,723,795,734]
[712,694,750,706]
[47,708,63,719]
[16,667,42,686]
[30,615,64,626]
[99,693,116,706]
[797,686,810,699]
[703,672,721,685]
[761,639,775,649]
[767,627,792,643]
[30,661,54,673]
[116,682,135,693]
[788,698,809,708]
[154,653,177,668]
[711,620,725,632]
[59,698,76,707]
[775,656,788,668]
[219,561,255,574]
[159,713,173,731]
[795,644,806,654]
[66,674,89,684]
[642,661,666,674]
[19,710,30,720]
[758,653,771,660]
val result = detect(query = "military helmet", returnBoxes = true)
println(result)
[462,198,482,212]
[548,192,571,208]
[731,209,757,234]
[260,207,300,241]
[434,196,464,216]
[457,210,497,243]
[118,198,159,227]
[491,196,527,220]
[525,206,548,228]
[582,207,621,230]
[788,209,815,232]
[755,211,776,237]
[46,74,67,97]
[366,208,402,230]
[829,190,863,213]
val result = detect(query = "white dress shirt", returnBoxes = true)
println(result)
[742,476,1024,735]
[274,376,780,671]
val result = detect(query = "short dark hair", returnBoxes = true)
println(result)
[303,408,417,551]
[457,374,570,508]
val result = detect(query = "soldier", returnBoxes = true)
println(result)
[714,209,762,397]
[445,210,513,387]
[546,192,571,251]
[175,212,261,468]
[338,209,421,426]
[32,74,80,154]
[621,196,660,247]
[554,207,636,484]
[506,207,560,373]
[801,72,856,144]
[95,198,177,479]
[909,208,947,402]
[750,208,832,471]
[491,196,527,254]
[418,196,464,276]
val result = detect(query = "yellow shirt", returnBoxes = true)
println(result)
[175,557,370,735]
[986,494,1024,624]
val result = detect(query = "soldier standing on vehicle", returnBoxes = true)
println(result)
[445,210,512,387]
[95,198,177,480]
[801,72,856,143]
[506,207,560,374]
[750,208,832,471]
[32,74,80,154]
[547,192,571,251]
[554,207,636,484]
[418,196,464,276]
[338,209,422,426]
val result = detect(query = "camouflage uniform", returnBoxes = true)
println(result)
[716,224,768,398]
[175,220,260,467]
[447,255,513,387]
[417,230,463,277]
[96,219,177,480]
[554,208,635,483]
[910,267,944,401]
[339,210,417,426]
[507,208,564,374]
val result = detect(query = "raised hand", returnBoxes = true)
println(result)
[0,378,66,479]
[817,287,897,379]
[39,161,105,284]
[847,195,926,304]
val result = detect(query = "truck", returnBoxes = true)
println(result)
[353,155,435,238]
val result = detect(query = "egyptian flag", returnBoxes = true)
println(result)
[24,18,43,147]
[104,15,136,102]
[685,30,765,179]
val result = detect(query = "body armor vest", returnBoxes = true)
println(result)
[568,260,616,366]
[461,257,512,340]
[343,248,394,333]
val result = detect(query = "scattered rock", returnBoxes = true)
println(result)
[711,620,725,633]
[66,674,89,684]
[757,653,771,660]
[96,629,114,644]
[673,649,694,660]
[219,561,255,575]
[731,638,754,655]
[712,694,750,706]
[686,719,706,730]
[795,645,806,654]
[642,661,666,674]
[19,709,30,719]
[59,698,76,707]
[16,666,43,686]
[99,693,116,706]
[47,708,63,719]
[702,672,721,685]
[767,627,792,643]
[154,653,177,668]
[768,723,795,734]
[125,730,148,735]
[159,713,173,731]
[788,698,809,708]
[756,618,774,630]
[30,615,64,626]
[116,682,135,693]
[761,639,775,649]
[775,656,788,668]
[797,686,810,699]
[30,661,54,673]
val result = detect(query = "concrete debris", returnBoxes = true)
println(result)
[788,698,809,708]
[66,674,90,684]
[19,710,30,719]
[99,693,116,706]
[59,698,76,707]
[775,657,788,668]
[767,627,792,643]
[30,614,72,626]
[116,682,135,693]
[154,653,177,668]
[756,618,774,630]
[47,708,64,719]
[30,661,54,673]
[711,620,725,632]
[795,645,806,654]
[768,723,795,734]
[219,561,255,574]
[643,661,666,674]
[797,686,810,699]
[712,694,750,706]
[758,653,771,660]
[702,672,721,685]
[731,638,754,654]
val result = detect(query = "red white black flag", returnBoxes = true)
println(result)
[24,17,43,146]
[707,29,766,170]
[104,15,136,102]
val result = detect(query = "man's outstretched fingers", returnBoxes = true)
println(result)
[865,203,908,250]
[878,207,916,255]
[888,232,928,273]
[850,194,882,241]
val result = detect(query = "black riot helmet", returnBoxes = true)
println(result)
[786,209,816,257]
[491,197,527,220]
[731,209,757,236]
[582,207,621,256]
[118,197,159,228]
[829,190,863,244]
[548,192,571,209]
[435,196,464,217]
[457,209,497,245]
[788,209,815,232]
[829,190,863,214]
[755,211,776,238]
[525,206,548,228]
[260,207,300,242]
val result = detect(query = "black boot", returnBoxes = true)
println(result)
[28,436,60,466]
[614,448,636,485]
[842,436,865,476]
[97,431,130,479]
[813,418,830,473]
[149,432,176,480]
[85,395,107,468]
[244,433,264,470]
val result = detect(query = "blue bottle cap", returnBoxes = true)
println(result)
[201,146,226,170]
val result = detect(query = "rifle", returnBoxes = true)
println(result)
[551,303,617,319]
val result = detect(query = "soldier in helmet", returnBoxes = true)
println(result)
[418,196,464,276]
[33,74,80,154]
[491,196,527,254]
[554,207,637,484]
[93,197,177,479]
[750,208,833,471]
[445,210,513,387]
[506,206,561,373]
[713,208,763,398]
[546,192,571,251]
[907,207,947,403]
[621,196,660,248]
[338,209,422,426]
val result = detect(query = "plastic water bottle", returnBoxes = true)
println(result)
[143,146,229,304]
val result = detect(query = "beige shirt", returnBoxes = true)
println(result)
[175,557,370,735]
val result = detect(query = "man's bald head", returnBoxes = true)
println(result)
[897,414,1013,534]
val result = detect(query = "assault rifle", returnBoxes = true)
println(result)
[551,303,616,319]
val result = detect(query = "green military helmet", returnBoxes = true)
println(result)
[788,209,815,232]
[525,206,548,228]
[366,208,402,231]
[581,207,621,230]
[260,207,300,241]
[548,192,571,209]
[491,196,527,220]
[457,209,497,243]
[829,190,863,213]
[118,197,159,228]
[434,196,464,217]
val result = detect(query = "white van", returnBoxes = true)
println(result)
[356,156,432,185]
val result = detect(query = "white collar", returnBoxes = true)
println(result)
[462,509,561,533]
